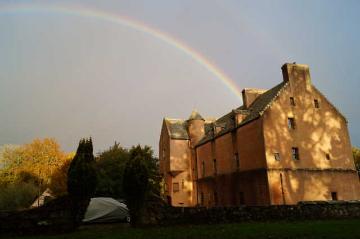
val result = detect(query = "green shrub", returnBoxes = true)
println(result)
[0,181,38,210]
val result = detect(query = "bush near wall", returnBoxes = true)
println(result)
[0,195,88,236]
[160,201,360,226]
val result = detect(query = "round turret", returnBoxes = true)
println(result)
[187,110,205,147]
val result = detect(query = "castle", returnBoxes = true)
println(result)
[159,63,360,207]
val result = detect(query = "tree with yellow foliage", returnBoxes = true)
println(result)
[0,138,71,209]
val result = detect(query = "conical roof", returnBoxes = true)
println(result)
[188,110,204,121]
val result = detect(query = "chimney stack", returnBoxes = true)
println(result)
[242,88,267,109]
[281,63,311,88]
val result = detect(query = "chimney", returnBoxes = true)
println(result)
[242,88,267,109]
[281,63,311,88]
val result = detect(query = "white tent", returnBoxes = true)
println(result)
[31,188,54,208]
[83,197,130,223]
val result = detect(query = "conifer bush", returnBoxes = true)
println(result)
[123,152,149,226]
[67,138,97,223]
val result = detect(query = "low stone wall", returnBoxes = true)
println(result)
[0,196,88,236]
[160,201,360,225]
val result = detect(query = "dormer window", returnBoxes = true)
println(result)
[314,99,320,108]
[290,97,296,106]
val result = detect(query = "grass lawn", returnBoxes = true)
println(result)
[5,219,360,239]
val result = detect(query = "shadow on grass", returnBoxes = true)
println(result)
[5,219,360,239]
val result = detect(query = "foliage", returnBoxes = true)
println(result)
[128,145,161,197]
[0,139,69,187]
[95,142,129,198]
[0,139,70,210]
[353,147,360,176]
[94,143,160,200]
[49,153,74,196]
[67,138,97,201]
[123,146,150,225]
[0,180,38,210]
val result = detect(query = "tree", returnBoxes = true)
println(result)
[129,145,161,197]
[0,139,69,210]
[67,138,97,224]
[123,151,149,226]
[49,153,74,196]
[67,138,97,201]
[95,142,129,198]
[353,147,360,176]
[0,139,68,187]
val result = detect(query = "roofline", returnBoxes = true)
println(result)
[195,82,289,148]
[312,86,348,123]
[195,116,261,148]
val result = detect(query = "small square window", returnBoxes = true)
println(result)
[292,147,299,160]
[288,118,296,129]
[290,97,296,106]
[314,99,320,108]
[274,153,281,161]
[331,192,338,200]
[326,153,330,160]
[173,182,179,192]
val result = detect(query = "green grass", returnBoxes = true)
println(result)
[5,219,360,239]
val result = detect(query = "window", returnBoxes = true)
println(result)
[239,192,245,205]
[162,148,165,160]
[331,192,338,200]
[181,179,185,189]
[274,153,281,161]
[173,182,179,192]
[213,159,217,175]
[200,192,204,205]
[326,153,331,160]
[290,97,296,106]
[214,191,218,206]
[292,147,299,160]
[234,153,240,169]
[288,117,296,129]
[202,161,205,177]
[314,99,320,108]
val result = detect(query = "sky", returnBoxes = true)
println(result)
[0,0,359,155]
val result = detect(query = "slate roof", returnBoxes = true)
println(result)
[238,81,287,127]
[164,81,288,144]
[164,119,189,140]
[164,118,215,140]
[196,81,288,146]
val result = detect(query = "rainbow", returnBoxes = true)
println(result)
[0,3,242,100]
